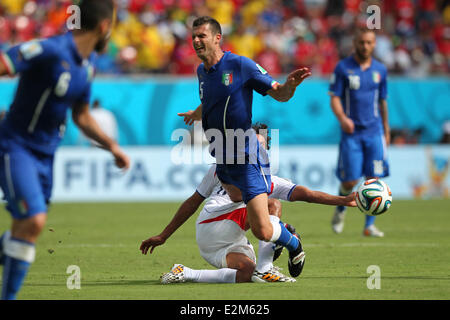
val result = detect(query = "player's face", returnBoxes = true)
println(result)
[354,31,376,61]
[192,24,220,60]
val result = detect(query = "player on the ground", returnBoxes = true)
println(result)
[140,129,356,284]
[329,28,390,237]
[0,0,130,300]
[178,16,312,277]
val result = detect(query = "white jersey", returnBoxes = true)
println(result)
[195,164,296,227]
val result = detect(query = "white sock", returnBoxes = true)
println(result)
[256,240,275,273]
[268,215,282,242]
[183,266,237,283]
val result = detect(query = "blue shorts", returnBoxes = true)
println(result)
[336,131,389,182]
[216,140,271,204]
[216,163,271,204]
[0,138,53,219]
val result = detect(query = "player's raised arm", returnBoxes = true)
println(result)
[267,67,312,102]
[289,185,357,207]
[178,104,202,125]
[140,191,205,255]
[72,101,130,169]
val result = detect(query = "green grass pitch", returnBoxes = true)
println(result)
[0,199,449,300]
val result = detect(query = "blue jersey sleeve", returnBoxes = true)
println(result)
[77,83,92,105]
[329,63,346,97]
[1,39,58,75]
[379,68,388,100]
[241,56,275,96]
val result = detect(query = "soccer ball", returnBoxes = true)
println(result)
[355,179,392,216]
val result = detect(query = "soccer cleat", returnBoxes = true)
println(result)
[363,225,384,237]
[273,244,283,262]
[287,232,306,278]
[273,223,298,262]
[251,266,296,283]
[160,264,186,284]
[331,208,346,234]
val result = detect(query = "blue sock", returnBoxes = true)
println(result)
[1,237,35,300]
[274,221,299,252]
[365,215,376,229]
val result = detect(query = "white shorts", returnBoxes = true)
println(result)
[196,213,256,269]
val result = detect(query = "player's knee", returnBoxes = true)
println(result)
[251,224,273,242]
[12,213,47,241]
[268,198,282,219]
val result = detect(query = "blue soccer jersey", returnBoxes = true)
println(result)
[0,31,95,155]
[330,56,390,182]
[329,56,387,135]
[197,51,277,161]
[197,51,277,203]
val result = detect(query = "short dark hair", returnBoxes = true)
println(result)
[252,122,271,150]
[354,27,376,39]
[78,0,114,31]
[192,16,222,35]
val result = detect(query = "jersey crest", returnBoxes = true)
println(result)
[222,72,233,86]
[372,71,381,83]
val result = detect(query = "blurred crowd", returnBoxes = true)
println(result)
[0,0,449,76]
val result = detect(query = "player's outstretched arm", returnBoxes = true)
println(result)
[72,102,130,169]
[178,104,202,126]
[140,191,205,255]
[267,67,311,102]
[289,185,356,207]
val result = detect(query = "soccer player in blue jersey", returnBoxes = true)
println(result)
[329,28,390,237]
[178,16,311,278]
[0,0,130,299]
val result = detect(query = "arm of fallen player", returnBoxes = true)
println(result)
[289,185,357,207]
[140,191,205,255]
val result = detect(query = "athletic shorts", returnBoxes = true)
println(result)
[196,209,256,269]
[0,137,53,219]
[336,131,389,182]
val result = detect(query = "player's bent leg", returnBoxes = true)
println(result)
[244,198,281,231]
[266,198,283,261]
[247,194,305,277]
[245,193,273,241]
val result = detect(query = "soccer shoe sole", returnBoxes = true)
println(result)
[251,270,296,283]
